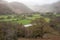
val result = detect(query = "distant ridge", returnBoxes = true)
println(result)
[34,1,60,13]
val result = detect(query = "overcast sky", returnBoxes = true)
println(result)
[5,0,59,9]
[6,0,59,5]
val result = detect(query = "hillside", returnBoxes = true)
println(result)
[9,2,33,14]
[52,1,60,13]
[34,1,60,13]
[0,0,15,15]
[0,1,33,15]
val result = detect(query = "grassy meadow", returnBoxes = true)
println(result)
[0,14,50,25]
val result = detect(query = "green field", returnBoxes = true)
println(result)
[0,14,41,25]
[0,13,59,25]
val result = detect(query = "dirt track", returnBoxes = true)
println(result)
[18,36,60,40]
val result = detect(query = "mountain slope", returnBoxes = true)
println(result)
[34,4,53,13]
[0,0,15,15]
[9,2,33,14]
[52,1,60,13]
[0,1,33,15]
[34,1,60,13]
